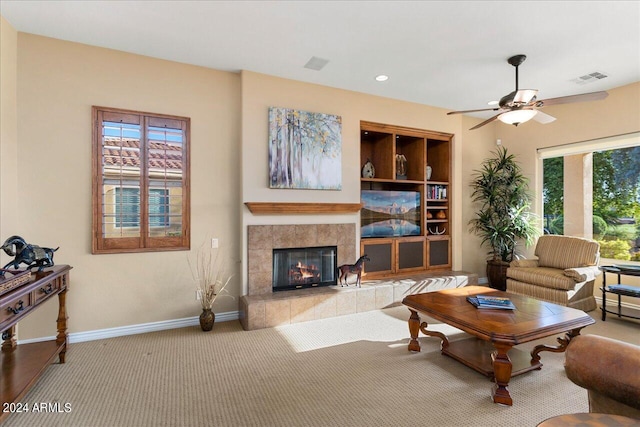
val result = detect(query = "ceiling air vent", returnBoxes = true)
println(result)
[571,71,609,85]
[304,56,329,71]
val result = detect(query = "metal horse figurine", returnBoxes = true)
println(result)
[337,255,370,288]
[0,235,58,277]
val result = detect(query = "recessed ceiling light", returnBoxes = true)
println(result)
[375,75,389,82]
[488,100,499,106]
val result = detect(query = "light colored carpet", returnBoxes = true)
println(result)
[3,306,639,427]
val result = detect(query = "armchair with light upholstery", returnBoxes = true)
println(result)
[506,235,601,311]
[565,334,640,419]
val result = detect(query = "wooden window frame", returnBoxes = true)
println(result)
[92,106,190,254]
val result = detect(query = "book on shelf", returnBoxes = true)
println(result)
[467,295,516,310]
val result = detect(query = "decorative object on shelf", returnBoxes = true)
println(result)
[436,210,447,219]
[0,235,58,277]
[469,146,539,290]
[337,254,370,288]
[395,154,407,179]
[362,158,375,178]
[268,107,342,190]
[428,226,446,235]
[426,210,433,219]
[188,242,233,332]
[426,165,432,180]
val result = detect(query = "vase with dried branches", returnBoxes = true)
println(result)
[188,244,233,331]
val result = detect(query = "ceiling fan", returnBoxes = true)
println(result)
[447,54,609,130]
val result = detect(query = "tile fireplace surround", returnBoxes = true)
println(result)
[239,223,477,330]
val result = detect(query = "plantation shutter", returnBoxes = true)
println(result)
[93,107,190,253]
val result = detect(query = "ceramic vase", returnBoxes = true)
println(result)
[199,308,215,331]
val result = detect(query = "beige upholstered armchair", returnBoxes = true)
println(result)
[506,235,601,311]
[565,334,640,419]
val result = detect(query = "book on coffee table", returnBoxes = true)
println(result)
[467,295,516,310]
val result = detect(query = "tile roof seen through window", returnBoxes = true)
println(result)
[103,138,182,171]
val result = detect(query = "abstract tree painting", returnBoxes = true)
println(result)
[268,107,342,190]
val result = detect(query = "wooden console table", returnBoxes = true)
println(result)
[0,265,71,422]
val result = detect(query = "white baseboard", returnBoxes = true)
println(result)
[17,310,240,345]
[595,296,640,311]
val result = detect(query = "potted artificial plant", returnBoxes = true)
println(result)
[469,146,539,290]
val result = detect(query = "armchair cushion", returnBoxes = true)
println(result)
[535,235,600,269]
[507,266,577,291]
[509,259,539,268]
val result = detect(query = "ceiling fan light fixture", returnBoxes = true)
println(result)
[498,109,537,126]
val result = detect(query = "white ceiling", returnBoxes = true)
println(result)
[2,1,639,118]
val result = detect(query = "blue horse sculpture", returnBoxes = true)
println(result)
[0,235,58,277]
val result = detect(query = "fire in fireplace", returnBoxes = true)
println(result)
[272,246,337,291]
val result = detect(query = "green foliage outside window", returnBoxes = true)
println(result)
[592,215,608,239]
[597,239,631,261]
[543,146,640,261]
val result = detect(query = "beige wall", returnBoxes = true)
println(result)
[459,116,498,277]
[10,33,241,339]
[239,71,468,293]
[0,17,19,253]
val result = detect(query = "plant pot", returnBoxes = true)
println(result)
[486,259,510,291]
[199,308,215,331]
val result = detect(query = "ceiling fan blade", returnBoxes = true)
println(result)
[447,107,500,115]
[513,89,538,104]
[532,110,556,124]
[538,91,608,107]
[469,113,502,130]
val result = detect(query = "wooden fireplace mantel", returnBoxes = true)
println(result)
[245,202,362,215]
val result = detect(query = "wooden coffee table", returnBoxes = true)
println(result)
[402,286,595,406]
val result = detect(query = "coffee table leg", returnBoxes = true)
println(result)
[491,342,514,406]
[531,328,582,364]
[408,309,422,352]
[407,309,450,352]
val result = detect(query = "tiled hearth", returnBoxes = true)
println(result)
[239,223,477,330]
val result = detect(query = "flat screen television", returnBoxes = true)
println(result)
[361,190,420,238]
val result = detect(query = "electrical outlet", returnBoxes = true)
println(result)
[211,238,219,248]
[196,290,202,300]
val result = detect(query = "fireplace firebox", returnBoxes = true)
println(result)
[272,246,337,291]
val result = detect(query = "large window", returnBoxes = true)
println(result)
[92,106,190,253]
[541,134,640,262]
